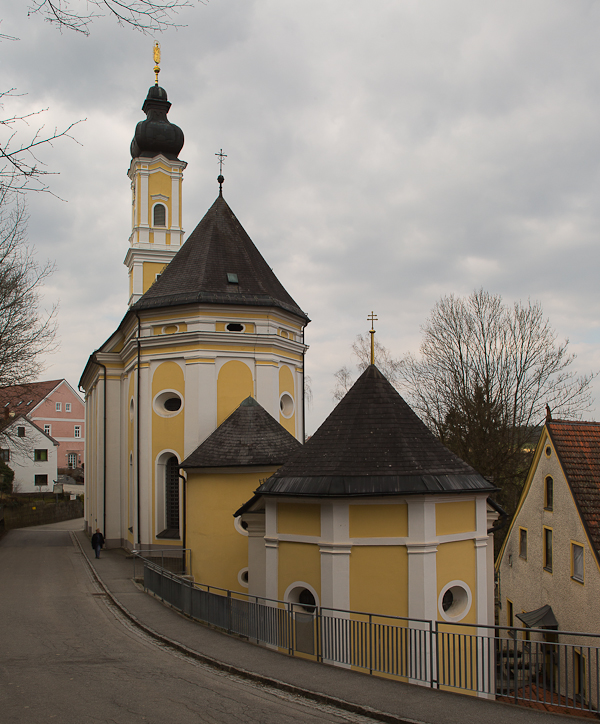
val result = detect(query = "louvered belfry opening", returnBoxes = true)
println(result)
[165,456,180,531]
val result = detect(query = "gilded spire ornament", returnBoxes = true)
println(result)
[368,311,378,365]
[153,41,161,85]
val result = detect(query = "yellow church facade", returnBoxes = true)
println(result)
[81,78,309,550]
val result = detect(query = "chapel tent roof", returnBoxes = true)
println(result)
[516,604,559,629]
[131,195,308,321]
[181,396,302,469]
[547,419,600,563]
[0,380,63,415]
[244,365,496,502]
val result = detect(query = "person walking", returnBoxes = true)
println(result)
[91,528,105,559]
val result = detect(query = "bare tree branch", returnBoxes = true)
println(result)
[332,334,402,401]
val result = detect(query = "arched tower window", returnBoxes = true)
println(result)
[153,203,166,227]
[165,456,180,531]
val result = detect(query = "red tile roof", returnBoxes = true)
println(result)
[547,420,600,562]
[0,380,62,416]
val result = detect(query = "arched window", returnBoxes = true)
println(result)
[153,203,166,227]
[165,456,180,531]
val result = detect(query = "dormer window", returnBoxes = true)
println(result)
[153,203,166,227]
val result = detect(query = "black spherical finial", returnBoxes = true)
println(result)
[218,174,224,195]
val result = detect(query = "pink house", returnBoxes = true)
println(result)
[0,380,85,470]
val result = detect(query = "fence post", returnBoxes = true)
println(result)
[430,619,435,688]
[227,590,232,634]
[369,613,373,675]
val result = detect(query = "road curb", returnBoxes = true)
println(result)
[71,531,423,724]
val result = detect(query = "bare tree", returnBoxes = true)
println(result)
[0,192,57,389]
[332,334,402,401]
[400,289,595,517]
[27,0,194,35]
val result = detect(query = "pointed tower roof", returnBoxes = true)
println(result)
[252,365,496,498]
[181,396,302,469]
[132,196,308,320]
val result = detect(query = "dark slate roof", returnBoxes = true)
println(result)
[547,420,600,562]
[132,195,308,321]
[252,365,495,499]
[130,85,184,160]
[181,396,302,469]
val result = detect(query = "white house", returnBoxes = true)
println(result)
[0,415,59,493]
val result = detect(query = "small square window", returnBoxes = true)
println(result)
[34,449,48,462]
[0,449,9,462]
[519,528,528,560]
[44,424,51,435]
[544,477,553,511]
[544,527,553,572]
[65,403,71,412]
[34,474,48,487]
[55,402,61,412]
[572,543,584,583]
[17,426,25,437]
[74,426,81,438]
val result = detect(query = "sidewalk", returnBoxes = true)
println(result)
[74,529,585,724]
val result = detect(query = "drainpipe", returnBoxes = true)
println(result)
[302,326,306,444]
[487,496,508,535]
[135,312,142,547]
[179,471,187,573]
[92,355,107,538]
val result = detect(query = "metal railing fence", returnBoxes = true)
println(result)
[138,557,600,715]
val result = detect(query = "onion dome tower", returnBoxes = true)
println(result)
[125,43,187,306]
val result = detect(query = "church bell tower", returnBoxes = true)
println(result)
[125,43,187,306]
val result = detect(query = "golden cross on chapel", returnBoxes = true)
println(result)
[368,311,378,365]
[153,41,161,85]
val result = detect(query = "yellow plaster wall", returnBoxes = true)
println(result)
[279,365,295,435]
[278,542,321,602]
[349,504,408,538]
[186,471,265,590]
[350,546,408,618]
[148,168,172,224]
[435,501,476,536]
[151,361,185,540]
[277,504,321,537]
[436,539,477,623]
[127,373,135,545]
[217,361,253,425]
[143,262,168,295]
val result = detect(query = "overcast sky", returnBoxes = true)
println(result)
[3,0,600,434]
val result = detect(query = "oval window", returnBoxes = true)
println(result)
[280,393,294,418]
[226,323,244,332]
[439,582,472,622]
[164,397,182,412]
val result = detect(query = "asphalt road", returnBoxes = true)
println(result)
[0,523,375,724]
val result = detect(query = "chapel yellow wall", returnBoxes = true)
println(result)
[186,471,265,590]
[349,504,408,538]
[151,361,185,541]
[143,262,168,295]
[217,361,254,425]
[278,542,321,602]
[436,539,477,623]
[279,365,295,435]
[435,501,476,536]
[147,168,172,225]
[350,546,408,618]
[278,504,321,537]
[127,373,135,545]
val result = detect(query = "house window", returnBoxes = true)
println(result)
[65,403,71,412]
[519,528,527,560]
[165,456,180,531]
[544,476,554,511]
[572,543,584,583]
[0,449,9,462]
[34,474,48,487]
[34,449,48,462]
[17,426,25,437]
[153,203,166,226]
[55,402,61,412]
[74,425,81,438]
[507,599,514,628]
[544,527,553,572]
[67,453,77,468]
[44,424,51,435]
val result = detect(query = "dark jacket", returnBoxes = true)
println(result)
[91,532,105,549]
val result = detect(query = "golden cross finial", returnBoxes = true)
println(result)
[153,41,161,85]
[368,311,378,365]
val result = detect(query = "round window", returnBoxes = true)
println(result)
[285,583,319,614]
[279,392,294,418]
[238,568,249,588]
[129,398,135,421]
[226,323,244,332]
[438,582,472,622]
[153,390,184,418]
[233,516,249,536]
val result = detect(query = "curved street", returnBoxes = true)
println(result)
[0,520,373,724]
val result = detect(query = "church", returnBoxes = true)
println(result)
[80,62,309,550]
